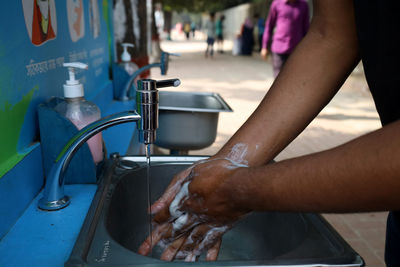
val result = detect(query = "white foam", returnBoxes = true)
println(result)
[185,253,197,262]
[196,225,229,253]
[169,181,190,218]
[223,158,248,169]
[176,250,190,259]
[172,213,189,231]
[162,149,249,256]
[227,143,248,164]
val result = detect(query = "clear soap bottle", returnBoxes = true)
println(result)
[55,62,104,164]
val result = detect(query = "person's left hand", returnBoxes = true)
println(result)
[261,48,269,59]
[138,158,251,261]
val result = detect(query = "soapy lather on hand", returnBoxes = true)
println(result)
[138,144,251,261]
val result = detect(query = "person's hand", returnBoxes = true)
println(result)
[261,48,268,59]
[138,158,251,261]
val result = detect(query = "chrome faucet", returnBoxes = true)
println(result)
[38,78,180,211]
[38,111,141,211]
[136,78,180,144]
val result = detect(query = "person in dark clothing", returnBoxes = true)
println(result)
[255,13,265,52]
[183,23,191,40]
[352,2,400,265]
[190,22,196,38]
[139,1,400,265]
[240,17,254,55]
[205,12,216,58]
[216,15,225,53]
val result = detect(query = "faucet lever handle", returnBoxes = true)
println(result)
[156,79,181,88]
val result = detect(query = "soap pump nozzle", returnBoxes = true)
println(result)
[121,43,134,62]
[63,62,88,98]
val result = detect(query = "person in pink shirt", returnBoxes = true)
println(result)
[261,0,309,77]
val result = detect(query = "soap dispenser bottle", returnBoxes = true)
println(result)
[55,62,104,164]
[120,43,139,76]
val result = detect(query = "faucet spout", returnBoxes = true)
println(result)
[136,78,180,144]
[38,110,141,211]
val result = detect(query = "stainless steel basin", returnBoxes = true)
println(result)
[156,92,233,154]
[66,156,363,266]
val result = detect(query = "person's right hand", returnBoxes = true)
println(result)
[138,157,251,261]
[261,48,268,59]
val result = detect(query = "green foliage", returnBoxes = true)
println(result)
[161,0,253,12]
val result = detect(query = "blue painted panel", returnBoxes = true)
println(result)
[0,82,136,240]
[102,99,137,155]
[0,184,97,267]
[0,0,112,177]
[0,0,118,240]
[0,0,138,242]
[0,144,43,239]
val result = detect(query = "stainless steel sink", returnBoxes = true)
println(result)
[156,92,233,154]
[66,156,364,266]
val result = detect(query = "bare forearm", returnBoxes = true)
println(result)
[236,121,400,213]
[216,0,360,166]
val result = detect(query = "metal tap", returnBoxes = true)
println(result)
[38,111,141,211]
[136,78,181,144]
[38,77,180,211]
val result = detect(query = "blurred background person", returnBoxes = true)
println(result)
[261,0,309,77]
[190,21,196,38]
[240,17,255,55]
[216,14,225,53]
[255,13,265,52]
[205,12,216,58]
[183,22,191,40]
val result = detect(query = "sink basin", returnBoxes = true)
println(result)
[66,156,363,266]
[156,91,233,154]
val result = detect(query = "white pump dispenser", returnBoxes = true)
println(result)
[63,62,88,98]
[55,62,104,164]
[119,43,139,76]
[121,43,134,62]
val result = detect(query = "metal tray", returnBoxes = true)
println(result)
[156,92,233,153]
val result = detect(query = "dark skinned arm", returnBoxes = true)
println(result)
[140,0,396,261]
[217,0,360,167]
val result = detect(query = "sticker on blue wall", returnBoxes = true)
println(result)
[67,0,85,42]
[0,0,112,178]
[22,0,57,46]
[89,0,101,39]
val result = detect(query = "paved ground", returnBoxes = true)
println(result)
[151,38,387,266]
